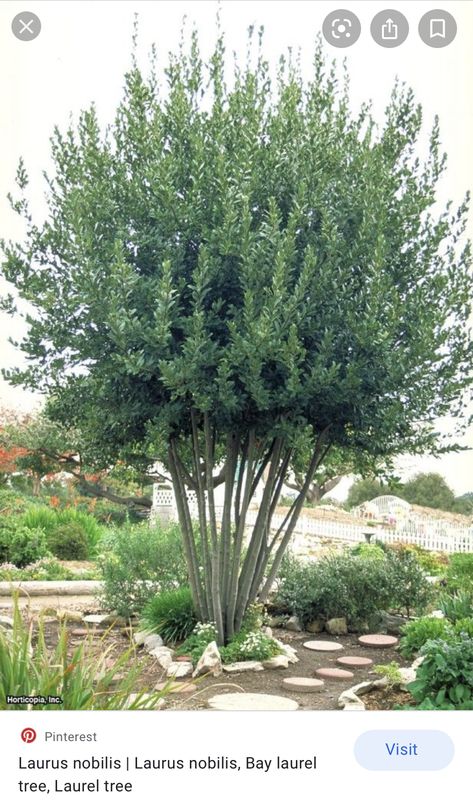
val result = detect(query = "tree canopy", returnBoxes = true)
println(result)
[1,28,472,641]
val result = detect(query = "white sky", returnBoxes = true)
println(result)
[0,0,472,495]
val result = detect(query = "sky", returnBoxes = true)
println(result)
[0,0,472,496]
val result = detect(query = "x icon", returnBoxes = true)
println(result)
[18,18,34,34]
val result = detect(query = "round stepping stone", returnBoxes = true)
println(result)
[303,640,343,652]
[337,656,374,669]
[154,681,197,694]
[208,693,299,711]
[282,677,324,692]
[315,667,354,681]
[358,634,399,648]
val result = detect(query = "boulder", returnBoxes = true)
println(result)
[399,667,416,689]
[223,661,264,673]
[193,641,222,678]
[285,615,302,632]
[262,654,290,670]
[325,617,348,636]
[166,661,193,679]
[150,648,174,670]
[143,634,164,652]
[133,630,149,646]
[274,639,299,663]
[381,612,409,635]
[267,615,288,628]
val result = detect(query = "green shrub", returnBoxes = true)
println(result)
[350,543,386,561]
[438,590,473,622]
[399,616,453,659]
[453,618,473,638]
[0,522,49,567]
[47,522,89,560]
[445,553,473,593]
[23,506,103,558]
[98,522,189,616]
[141,587,197,643]
[385,547,433,616]
[275,552,394,629]
[0,488,32,516]
[0,598,165,710]
[0,557,99,582]
[407,634,473,709]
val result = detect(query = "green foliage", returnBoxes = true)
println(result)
[220,630,280,664]
[385,547,434,617]
[23,506,103,558]
[141,587,197,643]
[445,553,473,593]
[453,618,473,638]
[98,521,189,617]
[407,634,473,709]
[396,544,447,576]
[0,598,165,710]
[438,590,473,622]
[346,479,388,508]
[350,543,386,561]
[47,522,89,560]
[0,488,32,515]
[177,622,219,664]
[374,662,402,688]
[399,617,453,659]
[0,519,49,567]
[275,551,393,628]
[401,472,457,511]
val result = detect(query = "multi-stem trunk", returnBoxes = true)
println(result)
[168,416,331,644]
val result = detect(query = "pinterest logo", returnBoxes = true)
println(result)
[21,728,37,744]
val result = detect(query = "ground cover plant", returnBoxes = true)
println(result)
[407,634,473,710]
[141,587,197,643]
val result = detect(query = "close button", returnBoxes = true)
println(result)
[355,730,454,771]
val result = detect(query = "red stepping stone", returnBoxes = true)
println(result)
[282,677,324,692]
[315,667,354,681]
[303,640,343,652]
[337,656,374,669]
[358,634,399,648]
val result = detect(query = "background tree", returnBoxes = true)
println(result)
[1,29,472,642]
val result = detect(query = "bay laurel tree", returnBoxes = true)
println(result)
[1,27,471,642]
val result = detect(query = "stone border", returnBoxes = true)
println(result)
[0,580,103,596]
[338,666,417,711]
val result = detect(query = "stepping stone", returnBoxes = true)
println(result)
[315,667,354,681]
[303,640,343,652]
[358,634,399,648]
[154,681,197,695]
[337,656,374,669]
[208,693,299,711]
[282,677,324,692]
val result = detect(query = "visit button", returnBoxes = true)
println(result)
[354,730,454,771]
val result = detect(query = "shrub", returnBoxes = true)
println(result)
[0,557,99,582]
[392,544,447,576]
[0,488,32,516]
[385,547,433,616]
[47,522,89,560]
[275,552,394,629]
[141,587,197,643]
[0,598,165,710]
[177,622,219,664]
[374,662,402,688]
[0,522,49,567]
[453,618,473,638]
[399,617,453,659]
[350,543,386,561]
[23,506,103,558]
[407,634,473,709]
[445,553,473,593]
[438,590,473,622]
[99,521,189,616]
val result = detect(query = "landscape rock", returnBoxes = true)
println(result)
[285,615,302,632]
[412,655,425,670]
[325,617,348,636]
[306,618,324,634]
[0,615,14,629]
[343,701,366,711]
[223,661,264,673]
[381,612,409,635]
[166,661,193,679]
[267,615,288,628]
[208,693,299,711]
[274,640,299,663]
[149,646,174,669]
[399,667,416,689]
[262,626,273,638]
[133,630,149,646]
[193,641,222,678]
[143,634,164,652]
[262,654,290,669]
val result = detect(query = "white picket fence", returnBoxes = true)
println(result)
[152,487,473,554]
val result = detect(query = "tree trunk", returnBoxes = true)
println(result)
[169,414,332,644]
